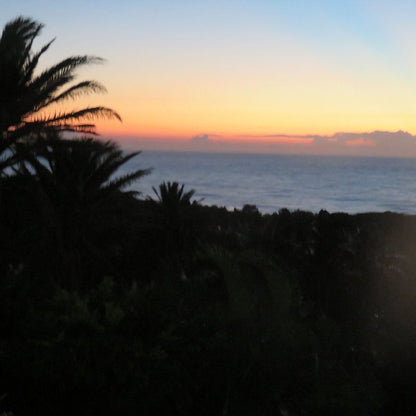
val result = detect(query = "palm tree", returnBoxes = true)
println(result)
[148,182,201,278]
[16,137,150,289]
[0,16,120,170]
[150,181,198,209]
[23,137,149,207]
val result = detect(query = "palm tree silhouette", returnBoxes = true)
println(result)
[148,181,201,279]
[19,137,149,288]
[24,138,149,206]
[0,16,120,170]
[151,181,198,208]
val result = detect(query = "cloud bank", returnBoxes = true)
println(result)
[117,130,416,158]
[266,130,415,147]
[270,130,416,157]
[228,130,416,157]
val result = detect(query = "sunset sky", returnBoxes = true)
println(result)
[3,0,416,156]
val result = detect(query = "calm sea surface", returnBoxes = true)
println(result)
[120,151,416,214]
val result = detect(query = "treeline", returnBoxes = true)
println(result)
[2,137,416,415]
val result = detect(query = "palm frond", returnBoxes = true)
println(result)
[0,17,43,55]
[30,55,104,92]
[39,81,107,109]
[22,38,55,84]
[151,181,198,206]
[105,168,152,192]
[86,146,136,189]
[30,107,122,124]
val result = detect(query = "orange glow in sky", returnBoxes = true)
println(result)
[7,0,416,157]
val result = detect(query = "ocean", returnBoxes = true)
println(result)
[120,151,416,214]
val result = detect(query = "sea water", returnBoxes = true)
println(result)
[120,151,416,214]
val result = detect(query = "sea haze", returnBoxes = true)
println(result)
[120,151,416,214]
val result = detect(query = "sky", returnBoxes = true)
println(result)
[3,0,416,156]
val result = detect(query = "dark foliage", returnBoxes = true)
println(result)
[3,151,416,414]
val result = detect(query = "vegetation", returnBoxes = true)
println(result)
[0,16,120,172]
[2,15,416,416]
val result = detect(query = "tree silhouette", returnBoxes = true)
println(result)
[23,137,148,206]
[148,182,201,278]
[17,137,149,288]
[150,181,198,208]
[0,16,120,170]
